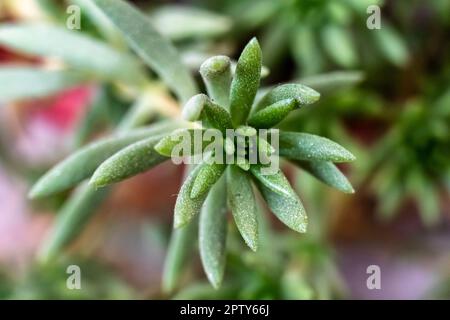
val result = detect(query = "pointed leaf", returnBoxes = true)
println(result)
[248,98,298,128]
[254,83,320,114]
[92,0,197,102]
[203,100,233,133]
[0,67,84,102]
[279,132,356,163]
[90,136,168,187]
[29,121,179,198]
[154,128,213,158]
[250,166,293,198]
[199,177,228,288]
[191,163,226,199]
[229,38,262,126]
[292,161,354,193]
[227,165,258,251]
[0,23,145,84]
[255,171,308,233]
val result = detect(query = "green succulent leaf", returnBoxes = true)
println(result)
[0,67,85,102]
[38,183,109,262]
[250,166,293,198]
[200,55,232,108]
[29,121,179,198]
[254,83,320,114]
[203,100,233,133]
[92,0,197,102]
[321,25,358,68]
[227,165,258,251]
[292,161,354,194]
[229,37,262,127]
[90,136,168,188]
[174,161,215,228]
[191,162,226,199]
[155,128,214,158]
[162,217,197,293]
[0,24,145,85]
[248,98,298,128]
[279,132,356,163]
[255,172,308,233]
[299,71,364,94]
[199,177,228,289]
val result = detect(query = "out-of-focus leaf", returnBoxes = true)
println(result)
[279,132,356,162]
[255,172,308,233]
[299,71,364,94]
[174,161,214,228]
[292,161,354,193]
[0,67,84,102]
[29,121,179,198]
[191,163,226,199]
[321,25,358,68]
[229,38,262,126]
[38,183,109,262]
[373,25,409,67]
[92,0,197,102]
[291,25,323,76]
[199,177,227,289]
[248,98,298,128]
[90,135,168,187]
[152,5,232,41]
[253,84,320,114]
[162,217,197,293]
[227,165,258,251]
[0,24,145,84]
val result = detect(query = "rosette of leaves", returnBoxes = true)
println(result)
[361,90,450,226]
[222,0,409,75]
[84,38,355,289]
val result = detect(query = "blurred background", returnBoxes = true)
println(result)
[0,0,449,299]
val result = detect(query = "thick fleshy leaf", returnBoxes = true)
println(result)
[253,83,320,114]
[255,171,308,233]
[90,136,168,187]
[292,161,354,194]
[162,216,197,293]
[321,25,358,68]
[29,121,179,198]
[199,56,232,108]
[38,183,109,262]
[229,38,262,126]
[154,128,213,158]
[152,5,232,41]
[0,67,84,102]
[203,100,233,133]
[299,71,364,94]
[190,163,226,199]
[248,98,298,128]
[174,161,215,228]
[199,177,227,288]
[92,0,197,102]
[0,24,145,84]
[227,165,258,251]
[279,132,356,163]
[250,166,293,198]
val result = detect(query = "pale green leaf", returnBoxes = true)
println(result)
[250,166,293,198]
[248,98,298,128]
[321,25,358,68]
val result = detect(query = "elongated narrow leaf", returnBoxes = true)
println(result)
[90,136,168,187]
[248,98,298,128]
[227,165,258,251]
[190,162,226,199]
[254,83,320,113]
[229,38,262,126]
[174,161,214,228]
[292,160,354,193]
[199,177,227,288]
[0,67,84,102]
[299,71,364,94]
[321,25,358,68]
[279,132,356,163]
[250,166,293,198]
[373,25,409,67]
[155,128,214,158]
[203,100,233,133]
[0,24,145,84]
[255,172,308,233]
[162,217,197,293]
[200,55,232,108]
[92,0,197,102]
[38,183,109,262]
[29,121,179,198]
[152,5,232,41]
